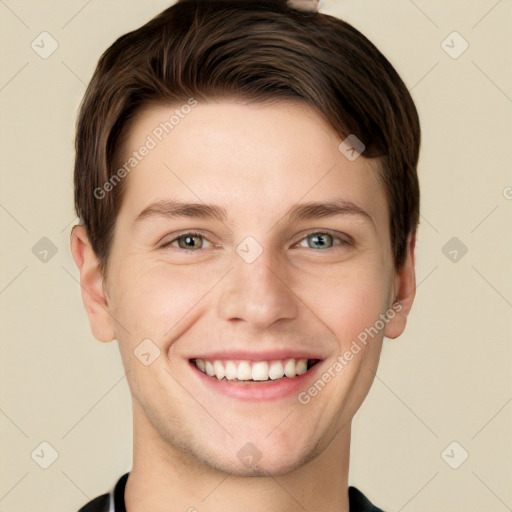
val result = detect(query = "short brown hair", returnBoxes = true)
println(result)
[74,0,420,276]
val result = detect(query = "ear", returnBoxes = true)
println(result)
[70,225,115,343]
[384,232,417,340]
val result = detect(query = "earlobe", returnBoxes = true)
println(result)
[384,233,417,340]
[70,225,116,343]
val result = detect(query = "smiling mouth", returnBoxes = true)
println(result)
[191,358,321,383]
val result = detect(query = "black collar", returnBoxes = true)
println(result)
[110,472,385,511]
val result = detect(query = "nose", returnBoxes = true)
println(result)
[217,247,299,329]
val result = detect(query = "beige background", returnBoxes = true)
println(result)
[0,1,511,511]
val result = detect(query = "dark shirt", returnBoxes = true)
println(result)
[77,472,386,511]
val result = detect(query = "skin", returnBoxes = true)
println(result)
[71,100,416,512]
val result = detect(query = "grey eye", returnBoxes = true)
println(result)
[305,233,333,250]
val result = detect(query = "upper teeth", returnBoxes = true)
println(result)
[194,358,309,381]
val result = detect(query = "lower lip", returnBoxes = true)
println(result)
[188,360,323,401]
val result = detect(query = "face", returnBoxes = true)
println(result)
[72,100,415,476]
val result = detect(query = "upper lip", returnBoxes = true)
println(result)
[188,349,325,362]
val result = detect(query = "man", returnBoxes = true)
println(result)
[71,0,420,510]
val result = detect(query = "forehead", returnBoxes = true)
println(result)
[116,100,388,231]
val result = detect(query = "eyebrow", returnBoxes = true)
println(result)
[133,197,374,228]
[281,198,374,227]
[134,200,228,225]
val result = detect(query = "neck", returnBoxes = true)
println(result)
[125,407,351,512]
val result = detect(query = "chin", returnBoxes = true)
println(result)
[201,437,320,478]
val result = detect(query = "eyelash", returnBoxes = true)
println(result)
[160,230,351,252]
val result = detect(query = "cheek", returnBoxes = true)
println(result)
[302,261,392,347]
[109,261,218,344]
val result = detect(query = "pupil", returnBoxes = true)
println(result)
[311,233,331,249]
[181,235,201,249]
